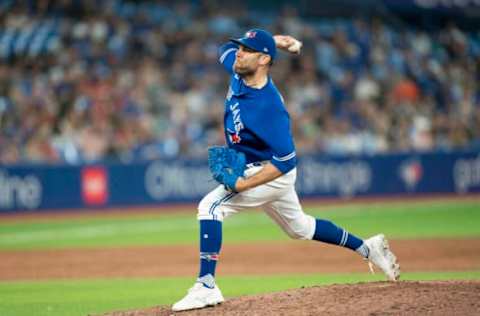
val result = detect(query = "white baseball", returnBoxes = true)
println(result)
[288,40,302,54]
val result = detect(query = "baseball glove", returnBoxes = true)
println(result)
[208,146,246,191]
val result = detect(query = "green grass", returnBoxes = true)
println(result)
[0,200,478,250]
[0,271,479,316]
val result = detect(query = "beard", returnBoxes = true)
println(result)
[233,62,256,77]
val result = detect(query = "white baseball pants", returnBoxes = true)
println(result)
[197,166,316,240]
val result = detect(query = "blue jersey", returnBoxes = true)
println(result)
[218,42,297,174]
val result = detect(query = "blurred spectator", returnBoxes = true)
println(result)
[0,0,479,165]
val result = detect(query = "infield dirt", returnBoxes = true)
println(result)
[1,239,479,280]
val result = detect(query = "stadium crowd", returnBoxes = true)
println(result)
[0,0,479,164]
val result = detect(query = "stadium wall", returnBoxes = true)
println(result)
[0,150,479,213]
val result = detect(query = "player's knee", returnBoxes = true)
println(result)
[197,197,223,221]
[286,229,311,240]
[197,198,211,219]
[285,215,316,240]
[285,230,302,240]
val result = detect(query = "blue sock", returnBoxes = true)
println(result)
[313,219,369,257]
[198,220,222,279]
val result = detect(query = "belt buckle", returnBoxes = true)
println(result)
[246,162,260,169]
[247,161,267,169]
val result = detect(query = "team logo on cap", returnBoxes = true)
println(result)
[246,31,257,38]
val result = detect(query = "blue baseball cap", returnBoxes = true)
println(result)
[230,29,277,60]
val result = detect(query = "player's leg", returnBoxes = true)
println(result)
[195,186,237,284]
[263,188,400,280]
[172,185,232,311]
[263,187,367,252]
[173,165,281,311]
[193,164,290,281]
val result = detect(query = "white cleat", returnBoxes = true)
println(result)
[172,282,225,312]
[364,234,401,281]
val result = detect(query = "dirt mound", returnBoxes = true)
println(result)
[97,280,480,316]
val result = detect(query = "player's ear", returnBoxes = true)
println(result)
[259,54,271,66]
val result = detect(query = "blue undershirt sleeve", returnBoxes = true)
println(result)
[218,42,238,75]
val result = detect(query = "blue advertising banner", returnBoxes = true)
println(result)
[0,151,479,213]
[296,152,480,198]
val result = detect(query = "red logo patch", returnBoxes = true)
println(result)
[229,132,241,144]
[246,31,256,38]
[81,167,108,205]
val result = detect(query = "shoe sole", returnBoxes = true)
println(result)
[172,300,224,312]
[172,296,225,312]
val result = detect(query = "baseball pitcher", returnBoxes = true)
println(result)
[172,29,400,312]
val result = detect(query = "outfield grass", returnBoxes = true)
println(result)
[0,271,479,316]
[0,200,478,250]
